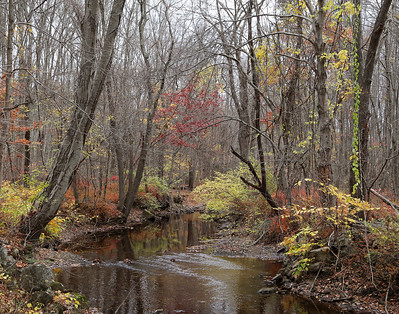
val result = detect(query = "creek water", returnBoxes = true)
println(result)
[54,213,340,313]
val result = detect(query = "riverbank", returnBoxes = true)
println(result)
[1,202,397,313]
[39,210,397,313]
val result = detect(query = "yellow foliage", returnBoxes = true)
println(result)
[0,180,45,227]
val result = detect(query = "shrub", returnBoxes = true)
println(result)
[135,174,171,210]
[0,180,45,230]
[192,163,276,220]
[280,179,399,290]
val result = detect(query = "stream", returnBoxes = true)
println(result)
[54,213,341,313]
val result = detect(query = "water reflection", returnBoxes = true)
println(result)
[55,213,340,313]
[77,212,216,261]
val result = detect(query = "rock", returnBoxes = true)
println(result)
[0,246,16,268]
[20,264,54,291]
[50,281,65,292]
[7,255,15,267]
[12,248,19,257]
[282,255,290,267]
[308,262,323,273]
[264,279,275,287]
[257,286,277,294]
[31,290,55,305]
[271,273,283,284]
[282,279,293,290]
[309,247,331,263]
[0,246,8,266]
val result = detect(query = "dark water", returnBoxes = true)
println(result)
[54,213,340,313]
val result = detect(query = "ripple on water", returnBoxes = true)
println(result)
[55,213,341,314]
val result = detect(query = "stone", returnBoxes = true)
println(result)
[31,290,55,305]
[308,262,323,273]
[20,264,54,291]
[308,247,331,263]
[264,279,275,287]
[50,281,65,292]
[0,246,8,267]
[271,273,283,284]
[12,248,19,257]
[6,255,15,267]
[257,286,277,294]
[282,255,290,267]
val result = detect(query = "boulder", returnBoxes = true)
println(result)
[308,247,331,263]
[50,281,65,292]
[31,290,55,305]
[308,262,323,273]
[20,264,54,291]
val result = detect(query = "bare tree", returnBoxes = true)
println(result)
[350,0,393,200]
[20,0,126,240]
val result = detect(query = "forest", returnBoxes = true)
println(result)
[0,0,398,313]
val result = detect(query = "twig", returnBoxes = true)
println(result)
[252,230,267,245]
[310,263,322,292]
[384,275,392,314]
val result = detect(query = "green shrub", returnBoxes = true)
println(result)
[0,180,45,228]
[136,174,171,210]
[192,163,276,219]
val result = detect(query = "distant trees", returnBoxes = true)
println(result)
[0,0,394,239]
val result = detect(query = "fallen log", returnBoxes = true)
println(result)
[370,189,399,215]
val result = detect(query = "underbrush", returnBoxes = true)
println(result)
[63,173,175,223]
[279,181,399,308]
[0,180,92,313]
[192,164,276,237]
[135,174,172,210]
[192,171,399,307]
[0,180,66,242]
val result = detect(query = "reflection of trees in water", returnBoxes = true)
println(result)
[55,213,338,313]
[81,213,217,260]
[123,213,216,258]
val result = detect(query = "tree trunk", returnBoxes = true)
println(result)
[353,0,392,200]
[0,0,14,194]
[279,17,303,205]
[19,0,126,241]
[106,78,125,210]
[215,1,252,159]
[311,0,334,207]
[232,0,278,210]
[120,0,174,221]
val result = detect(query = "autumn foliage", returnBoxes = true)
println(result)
[154,76,222,147]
